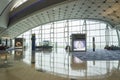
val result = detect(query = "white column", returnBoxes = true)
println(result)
[105,24,110,46]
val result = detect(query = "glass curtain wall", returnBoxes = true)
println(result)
[116,30,120,46]
[17,19,118,50]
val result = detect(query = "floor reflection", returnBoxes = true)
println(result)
[20,48,120,79]
[1,48,120,80]
[14,49,24,61]
[71,56,87,70]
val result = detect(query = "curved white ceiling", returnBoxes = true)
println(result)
[0,0,120,38]
[0,0,12,28]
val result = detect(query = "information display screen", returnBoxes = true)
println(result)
[73,40,86,51]
[15,38,23,48]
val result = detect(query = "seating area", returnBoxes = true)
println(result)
[0,45,7,50]
[104,45,120,50]
[36,40,53,51]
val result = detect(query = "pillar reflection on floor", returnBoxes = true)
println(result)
[0,48,120,80]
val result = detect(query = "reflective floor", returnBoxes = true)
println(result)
[0,48,120,80]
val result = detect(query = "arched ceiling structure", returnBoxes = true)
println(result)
[0,0,120,38]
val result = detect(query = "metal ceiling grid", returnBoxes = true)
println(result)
[0,0,120,38]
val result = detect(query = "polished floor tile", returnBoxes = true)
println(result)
[0,48,120,80]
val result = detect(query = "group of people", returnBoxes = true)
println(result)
[0,44,8,50]
[104,45,120,50]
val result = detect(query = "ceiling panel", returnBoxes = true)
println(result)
[0,0,11,15]
[0,0,120,38]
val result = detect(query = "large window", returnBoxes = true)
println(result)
[17,19,118,49]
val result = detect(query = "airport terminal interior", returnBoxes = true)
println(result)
[0,0,120,80]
